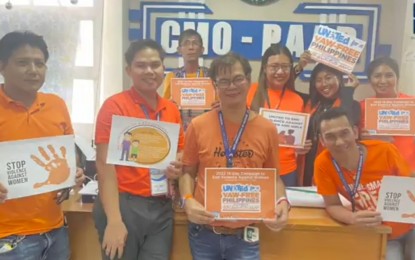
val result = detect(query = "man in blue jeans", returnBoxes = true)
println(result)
[0,31,85,260]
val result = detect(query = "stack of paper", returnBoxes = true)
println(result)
[286,186,351,208]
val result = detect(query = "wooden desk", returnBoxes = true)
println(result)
[62,196,390,260]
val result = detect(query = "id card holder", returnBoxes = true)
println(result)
[243,226,259,243]
[150,168,168,196]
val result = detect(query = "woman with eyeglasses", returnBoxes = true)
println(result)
[248,43,311,187]
[301,63,360,186]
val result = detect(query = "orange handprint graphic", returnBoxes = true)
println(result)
[401,190,415,219]
[31,145,70,189]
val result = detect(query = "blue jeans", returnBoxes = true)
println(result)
[0,226,70,260]
[280,170,298,187]
[188,223,259,260]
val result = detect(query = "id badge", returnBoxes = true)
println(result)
[244,226,259,243]
[150,168,168,196]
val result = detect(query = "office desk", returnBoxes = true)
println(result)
[62,195,390,260]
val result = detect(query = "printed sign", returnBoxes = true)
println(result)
[364,98,415,136]
[205,168,276,221]
[309,25,366,74]
[107,115,180,169]
[171,78,215,110]
[377,176,415,224]
[259,108,310,148]
[0,135,77,200]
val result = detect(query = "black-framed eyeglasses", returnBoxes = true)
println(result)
[215,75,247,89]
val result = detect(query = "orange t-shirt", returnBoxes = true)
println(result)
[360,93,415,171]
[182,110,280,229]
[314,140,414,239]
[95,87,185,197]
[0,87,74,238]
[246,83,304,175]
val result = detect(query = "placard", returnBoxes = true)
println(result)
[259,108,310,148]
[107,115,180,170]
[170,78,215,110]
[205,168,276,221]
[364,98,415,136]
[0,135,77,200]
[309,25,366,74]
[376,176,415,224]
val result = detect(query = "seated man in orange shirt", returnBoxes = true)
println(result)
[0,31,84,260]
[314,107,414,260]
[94,39,184,260]
[179,52,290,260]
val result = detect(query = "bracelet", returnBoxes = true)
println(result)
[180,193,193,209]
[276,196,291,211]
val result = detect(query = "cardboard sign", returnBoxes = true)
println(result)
[0,135,77,200]
[205,168,276,221]
[377,176,415,224]
[259,108,310,148]
[309,25,366,74]
[170,78,215,110]
[107,115,180,170]
[365,98,415,136]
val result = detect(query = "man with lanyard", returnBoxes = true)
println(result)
[179,52,290,260]
[94,39,184,260]
[314,107,414,260]
[162,29,210,131]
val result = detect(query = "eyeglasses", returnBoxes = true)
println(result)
[180,40,202,48]
[215,76,247,89]
[266,63,292,73]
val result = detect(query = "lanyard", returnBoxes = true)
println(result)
[180,68,200,78]
[265,86,286,110]
[332,146,364,212]
[140,104,160,121]
[218,109,250,168]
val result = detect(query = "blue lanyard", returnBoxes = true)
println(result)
[218,110,250,168]
[332,146,364,212]
[140,104,160,121]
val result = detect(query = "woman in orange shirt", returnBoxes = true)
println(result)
[360,57,415,171]
[302,64,360,186]
[248,43,310,187]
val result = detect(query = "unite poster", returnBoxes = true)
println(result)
[170,78,215,110]
[205,168,276,221]
[308,25,366,74]
[364,98,415,136]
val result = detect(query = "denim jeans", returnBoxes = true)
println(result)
[280,170,298,187]
[386,228,415,260]
[0,226,70,260]
[188,223,259,260]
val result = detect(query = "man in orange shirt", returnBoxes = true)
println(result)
[180,52,290,260]
[94,39,184,260]
[314,107,414,260]
[0,31,84,260]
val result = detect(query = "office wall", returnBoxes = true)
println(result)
[103,0,413,102]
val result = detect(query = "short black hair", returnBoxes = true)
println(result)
[317,107,353,134]
[209,52,252,81]
[178,29,203,46]
[367,56,399,80]
[124,39,165,66]
[0,31,49,63]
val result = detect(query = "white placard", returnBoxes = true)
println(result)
[0,135,77,200]
[377,176,415,224]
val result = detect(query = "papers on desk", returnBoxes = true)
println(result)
[79,181,98,195]
[287,186,351,208]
